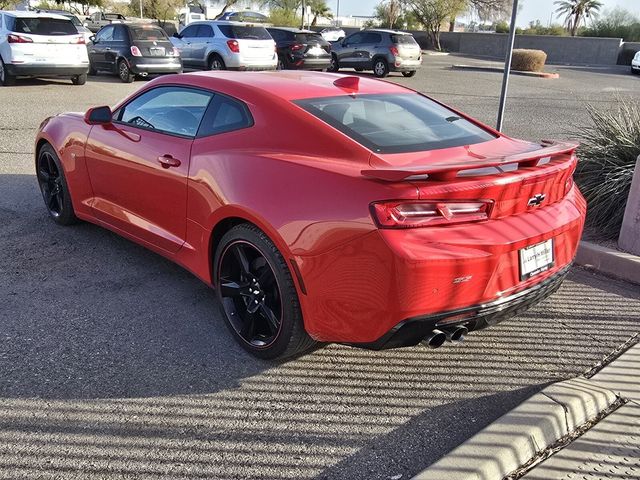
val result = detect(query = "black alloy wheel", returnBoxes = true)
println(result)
[36,144,78,225]
[118,60,135,83]
[214,224,316,359]
[327,54,339,72]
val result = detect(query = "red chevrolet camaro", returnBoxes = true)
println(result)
[35,71,586,359]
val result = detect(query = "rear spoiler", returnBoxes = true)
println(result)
[361,140,578,182]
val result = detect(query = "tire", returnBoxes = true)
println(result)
[327,54,339,72]
[208,54,226,71]
[0,57,16,86]
[118,60,135,83]
[277,57,285,70]
[36,143,79,226]
[213,224,316,359]
[373,58,389,78]
[71,73,87,85]
[402,70,417,78]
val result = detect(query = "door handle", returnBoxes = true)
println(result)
[157,155,181,169]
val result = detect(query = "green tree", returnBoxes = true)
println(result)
[554,0,603,36]
[581,7,640,41]
[309,0,333,26]
[268,7,301,26]
[405,0,467,50]
[215,0,240,20]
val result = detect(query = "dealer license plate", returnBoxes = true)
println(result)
[519,239,554,280]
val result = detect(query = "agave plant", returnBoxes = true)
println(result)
[574,98,640,239]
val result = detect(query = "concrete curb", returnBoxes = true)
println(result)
[412,378,618,480]
[451,64,560,78]
[575,240,640,285]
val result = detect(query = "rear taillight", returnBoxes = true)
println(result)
[8,34,33,43]
[227,40,240,53]
[72,35,85,44]
[130,46,142,56]
[291,43,304,52]
[370,200,492,228]
[168,47,180,56]
[389,46,399,57]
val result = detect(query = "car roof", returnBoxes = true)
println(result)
[366,28,411,35]
[156,71,410,102]
[1,10,70,19]
[267,27,316,34]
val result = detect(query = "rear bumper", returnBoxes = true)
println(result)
[391,58,422,71]
[223,53,277,70]
[354,264,572,350]
[289,55,331,70]
[297,186,586,344]
[129,58,182,74]
[6,63,89,77]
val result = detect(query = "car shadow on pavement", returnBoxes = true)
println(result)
[1,173,640,479]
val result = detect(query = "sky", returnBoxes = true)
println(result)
[330,0,640,27]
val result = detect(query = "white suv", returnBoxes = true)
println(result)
[0,10,90,86]
[171,21,276,71]
[632,51,640,75]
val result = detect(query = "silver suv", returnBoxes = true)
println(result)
[171,21,276,71]
[328,29,422,78]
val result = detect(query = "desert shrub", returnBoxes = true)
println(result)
[269,8,301,27]
[510,49,547,72]
[574,99,640,238]
[495,21,509,33]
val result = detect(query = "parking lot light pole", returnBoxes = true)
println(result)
[496,0,519,132]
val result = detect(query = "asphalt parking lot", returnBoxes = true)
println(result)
[1,56,640,479]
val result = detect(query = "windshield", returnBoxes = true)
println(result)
[131,27,168,41]
[295,94,496,154]
[218,25,271,40]
[10,17,77,36]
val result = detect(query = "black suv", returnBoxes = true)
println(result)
[328,29,422,78]
[267,27,331,71]
[88,23,182,82]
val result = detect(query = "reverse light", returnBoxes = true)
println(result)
[370,200,492,228]
[227,39,240,53]
[389,46,399,57]
[8,34,33,43]
[130,45,142,56]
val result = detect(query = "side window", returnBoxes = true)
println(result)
[345,32,363,46]
[115,86,214,138]
[92,13,100,22]
[363,33,382,44]
[112,25,127,42]
[180,24,198,37]
[96,25,114,42]
[198,94,253,137]
[195,24,213,38]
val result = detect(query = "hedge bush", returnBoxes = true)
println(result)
[574,99,640,239]
[510,49,547,72]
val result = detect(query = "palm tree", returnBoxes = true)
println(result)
[554,0,603,36]
[309,0,333,27]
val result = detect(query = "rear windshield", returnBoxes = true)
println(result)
[131,27,168,41]
[105,14,125,20]
[295,94,496,154]
[9,17,77,36]
[392,34,418,45]
[295,33,324,44]
[218,25,271,40]
[63,14,82,26]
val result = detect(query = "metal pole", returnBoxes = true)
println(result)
[336,0,340,25]
[496,0,519,132]
[139,0,143,19]
[301,0,306,29]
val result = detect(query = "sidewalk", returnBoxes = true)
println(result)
[522,344,640,479]
[413,342,640,480]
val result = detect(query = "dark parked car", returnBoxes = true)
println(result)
[88,23,182,82]
[267,27,331,71]
[328,29,422,78]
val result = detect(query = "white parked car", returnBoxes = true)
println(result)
[0,10,90,86]
[320,27,346,42]
[171,21,277,71]
[632,51,640,75]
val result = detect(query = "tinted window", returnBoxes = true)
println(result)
[180,24,198,37]
[217,25,271,40]
[195,24,213,37]
[267,29,289,42]
[116,86,213,138]
[95,25,114,42]
[112,25,127,41]
[131,26,168,40]
[61,14,82,26]
[345,32,363,45]
[362,32,382,44]
[295,33,324,43]
[10,17,77,35]
[392,34,418,45]
[295,94,496,154]
[199,95,253,136]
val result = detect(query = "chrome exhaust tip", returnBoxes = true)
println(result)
[421,329,447,349]
[446,325,468,343]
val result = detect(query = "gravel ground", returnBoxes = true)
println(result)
[1,57,639,480]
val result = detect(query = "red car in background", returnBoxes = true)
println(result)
[35,71,586,359]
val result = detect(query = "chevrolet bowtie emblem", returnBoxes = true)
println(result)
[528,193,546,207]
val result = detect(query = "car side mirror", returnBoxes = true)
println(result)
[173,32,182,39]
[85,106,112,125]
[89,35,96,43]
